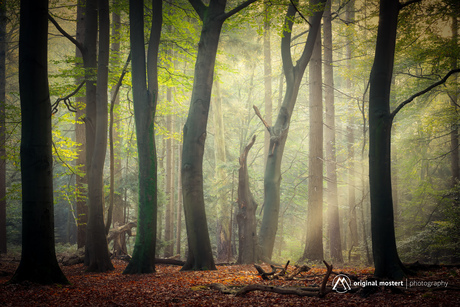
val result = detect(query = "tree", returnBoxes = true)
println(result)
[302,9,324,262]
[367,0,460,279]
[84,0,114,272]
[323,1,343,263]
[181,0,257,271]
[74,0,87,249]
[237,135,258,264]
[9,0,68,284]
[0,0,6,254]
[123,0,162,274]
[257,0,326,260]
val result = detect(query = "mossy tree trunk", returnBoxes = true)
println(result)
[123,0,162,274]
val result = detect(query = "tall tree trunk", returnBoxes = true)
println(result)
[164,87,174,258]
[213,81,230,262]
[323,2,342,263]
[368,0,405,279]
[451,14,459,187]
[0,0,6,254]
[345,0,358,260]
[110,4,125,237]
[180,0,257,271]
[258,0,325,261]
[10,0,68,284]
[263,0,272,164]
[302,22,323,262]
[237,136,258,264]
[75,0,87,250]
[123,0,161,274]
[176,143,183,256]
[85,0,114,273]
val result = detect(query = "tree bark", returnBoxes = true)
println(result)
[237,136,258,264]
[75,0,87,250]
[323,2,343,263]
[258,0,326,261]
[345,0,358,260]
[0,0,6,254]
[123,0,161,274]
[85,0,114,273]
[10,0,68,284]
[213,80,231,262]
[368,0,405,280]
[451,13,459,187]
[303,21,323,262]
[263,0,272,165]
[164,87,174,258]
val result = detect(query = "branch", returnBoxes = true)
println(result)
[110,52,132,105]
[320,260,333,297]
[187,0,206,20]
[223,0,258,20]
[51,80,85,114]
[399,0,422,10]
[253,105,271,132]
[391,68,460,119]
[48,13,84,54]
[289,0,311,26]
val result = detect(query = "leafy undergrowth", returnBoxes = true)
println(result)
[0,259,459,306]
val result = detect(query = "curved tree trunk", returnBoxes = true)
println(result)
[258,0,326,260]
[368,0,405,280]
[10,0,68,284]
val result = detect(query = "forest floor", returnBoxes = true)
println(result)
[0,257,460,306]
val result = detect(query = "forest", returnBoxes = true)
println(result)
[0,0,460,305]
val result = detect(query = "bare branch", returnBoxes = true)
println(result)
[51,80,85,114]
[289,0,311,26]
[253,105,271,132]
[48,13,84,54]
[391,68,460,119]
[223,0,258,20]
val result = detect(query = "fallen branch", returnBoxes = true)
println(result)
[320,260,333,297]
[235,284,318,297]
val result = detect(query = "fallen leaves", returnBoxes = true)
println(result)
[0,259,459,306]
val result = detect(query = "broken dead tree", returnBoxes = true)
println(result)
[254,261,310,281]
[107,221,137,257]
[211,260,335,298]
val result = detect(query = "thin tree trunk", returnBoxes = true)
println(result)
[176,143,183,256]
[345,0,358,260]
[85,0,113,273]
[324,2,342,263]
[451,14,459,187]
[75,0,87,250]
[10,0,68,284]
[263,0,272,165]
[0,0,6,254]
[213,80,230,262]
[302,22,323,262]
[165,87,174,257]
